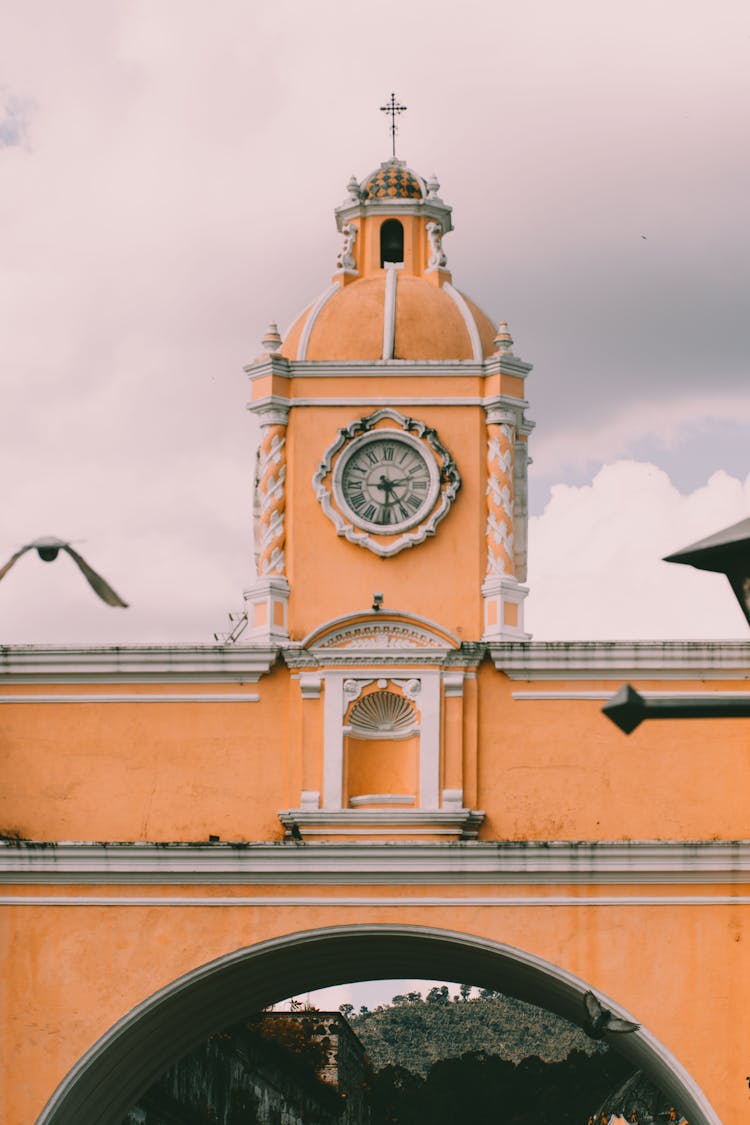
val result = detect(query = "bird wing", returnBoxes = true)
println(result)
[583,990,604,1022]
[0,545,33,581]
[606,1015,640,1034]
[62,545,129,607]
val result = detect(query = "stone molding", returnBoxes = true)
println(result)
[278,808,484,839]
[1,641,746,683]
[2,840,749,885]
[489,640,750,680]
[0,645,279,684]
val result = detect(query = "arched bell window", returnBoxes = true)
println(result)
[380,219,404,266]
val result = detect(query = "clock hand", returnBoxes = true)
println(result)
[375,475,410,494]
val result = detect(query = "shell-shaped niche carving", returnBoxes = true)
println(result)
[349,690,416,734]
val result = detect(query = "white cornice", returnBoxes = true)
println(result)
[276,360,487,377]
[0,645,278,684]
[263,398,489,408]
[1,840,748,885]
[483,393,531,413]
[489,640,750,680]
[249,392,530,412]
[334,199,453,231]
[0,642,746,684]
[243,355,292,378]
[482,353,533,379]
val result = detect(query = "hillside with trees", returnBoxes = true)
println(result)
[342,986,601,1074]
[340,988,684,1125]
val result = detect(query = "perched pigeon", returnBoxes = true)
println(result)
[0,537,128,607]
[583,991,640,1040]
[290,822,304,843]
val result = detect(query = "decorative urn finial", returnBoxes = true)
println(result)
[346,174,360,202]
[261,322,283,355]
[493,320,514,355]
[426,173,441,198]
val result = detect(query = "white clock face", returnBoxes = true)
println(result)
[334,432,440,533]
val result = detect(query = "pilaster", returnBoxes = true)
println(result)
[482,404,530,640]
[243,401,291,641]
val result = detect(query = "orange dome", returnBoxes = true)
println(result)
[282,273,497,362]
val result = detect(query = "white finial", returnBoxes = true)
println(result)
[347,175,360,202]
[261,322,283,354]
[493,320,514,354]
[426,173,440,198]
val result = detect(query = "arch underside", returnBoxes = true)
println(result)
[37,925,722,1125]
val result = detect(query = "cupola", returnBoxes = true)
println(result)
[281,158,498,362]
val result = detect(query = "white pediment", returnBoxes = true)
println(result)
[303,612,460,658]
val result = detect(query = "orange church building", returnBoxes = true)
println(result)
[1,155,748,1125]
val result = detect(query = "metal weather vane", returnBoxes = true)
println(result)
[380,92,407,158]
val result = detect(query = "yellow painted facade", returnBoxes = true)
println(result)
[1,156,749,1125]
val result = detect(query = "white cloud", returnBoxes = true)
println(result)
[527,461,750,639]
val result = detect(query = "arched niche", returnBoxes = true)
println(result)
[344,687,419,807]
[36,925,722,1125]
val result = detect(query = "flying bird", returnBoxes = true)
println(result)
[583,991,640,1040]
[0,537,128,607]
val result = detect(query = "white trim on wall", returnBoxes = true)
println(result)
[3,840,748,885]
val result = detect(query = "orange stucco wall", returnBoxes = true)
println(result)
[1,673,290,842]
[475,666,750,841]
[2,666,749,843]
[2,892,748,1125]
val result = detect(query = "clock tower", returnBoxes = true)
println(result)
[242,156,534,648]
[233,156,535,840]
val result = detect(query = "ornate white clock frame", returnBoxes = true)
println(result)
[313,407,461,557]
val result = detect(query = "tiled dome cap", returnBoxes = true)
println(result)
[361,159,425,201]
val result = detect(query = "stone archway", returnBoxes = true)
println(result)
[36,925,721,1125]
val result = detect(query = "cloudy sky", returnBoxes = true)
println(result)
[1,0,748,644]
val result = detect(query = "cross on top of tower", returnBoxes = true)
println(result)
[380,92,407,158]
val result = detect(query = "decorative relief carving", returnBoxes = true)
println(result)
[342,678,422,729]
[336,222,358,272]
[319,625,444,650]
[348,691,417,733]
[485,419,515,577]
[392,677,422,700]
[256,423,287,576]
[343,678,372,708]
[426,221,448,269]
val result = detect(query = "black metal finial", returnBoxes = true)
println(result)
[380,92,407,158]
